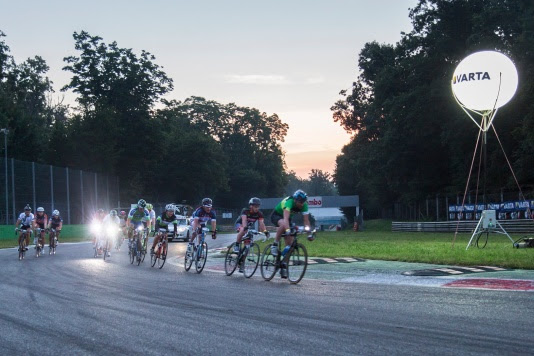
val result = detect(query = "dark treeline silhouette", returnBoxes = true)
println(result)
[332,0,534,219]
[0,31,289,208]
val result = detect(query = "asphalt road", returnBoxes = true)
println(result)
[1,234,533,355]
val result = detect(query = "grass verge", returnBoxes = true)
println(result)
[250,220,534,270]
[0,225,90,249]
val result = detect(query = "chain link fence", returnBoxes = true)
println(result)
[0,158,120,224]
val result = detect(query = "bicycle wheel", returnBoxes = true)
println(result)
[103,246,107,261]
[151,248,158,267]
[260,244,278,281]
[287,243,308,284]
[19,237,25,261]
[195,242,208,273]
[158,244,167,269]
[224,243,239,276]
[129,244,135,264]
[243,243,260,278]
[184,246,194,271]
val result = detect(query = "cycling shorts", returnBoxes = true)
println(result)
[270,212,291,227]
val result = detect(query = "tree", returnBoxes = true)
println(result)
[332,0,534,218]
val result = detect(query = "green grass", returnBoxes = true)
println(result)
[251,219,534,270]
[0,225,90,249]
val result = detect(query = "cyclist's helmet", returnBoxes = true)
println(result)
[137,199,147,208]
[97,208,105,214]
[293,189,308,203]
[165,204,175,212]
[52,210,60,216]
[110,210,117,217]
[146,203,153,210]
[249,197,261,206]
[202,198,212,208]
[37,207,45,213]
[120,210,126,216]
[24,204,32,211]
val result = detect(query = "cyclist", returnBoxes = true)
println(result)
[233,197,269,254]
[270,189,312,278]
[151,204,178,255]
[47,210,63,244]
[127,199,151,252]
[33,207,48,250]
[15,204,34,251]
[146,203,156,233]
[92,209,107,255]
[119,210,128,236]
[102,210,120,257]
[188,198,217,256]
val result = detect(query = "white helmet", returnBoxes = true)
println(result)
[37,207,45,212]
[52,210,60,216]
[165,204,175,212]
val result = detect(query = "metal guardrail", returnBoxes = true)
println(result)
[392,220,534,233]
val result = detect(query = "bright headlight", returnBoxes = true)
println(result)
[137,225,144,231]
[90,221,101,234]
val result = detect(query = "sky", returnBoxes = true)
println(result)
[0,0,417,178]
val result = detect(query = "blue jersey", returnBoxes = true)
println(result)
[192,207,216,225]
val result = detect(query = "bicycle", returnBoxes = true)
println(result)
[48,228,59,255]
[151,228,169,269]
[34,228,46,258]
[260,225,316,284]
[224,226,265,278]
[16,228,30,261]
[128,225,145,266]
[184,226,209,273]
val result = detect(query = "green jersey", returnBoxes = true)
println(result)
[274,197,309,216]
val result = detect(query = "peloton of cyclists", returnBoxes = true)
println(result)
[151,204,178,255]
[33,207,48,250]
[188,198,217,257]
[270,190,312,278]
[15,204,34,251]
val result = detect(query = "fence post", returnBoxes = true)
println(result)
[106,175,110,209]
[435,194,439,221]
[32,162,36,214]
[66,167,71,225]
[445,196,449,221]
[117,176,120,211]
[50,165,54,211]
[80,171,84,224]
[94,172,97,208]
[11,158,15,221]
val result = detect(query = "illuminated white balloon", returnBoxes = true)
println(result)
[451,51,518,111]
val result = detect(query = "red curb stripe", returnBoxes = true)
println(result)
[444,279,534,291]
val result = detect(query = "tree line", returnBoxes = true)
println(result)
[0,30,312,208]
[331,0,534,219]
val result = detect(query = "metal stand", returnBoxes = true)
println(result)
[466,210,514,250]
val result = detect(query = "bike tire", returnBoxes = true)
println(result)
[243,243,261,278]
[224,243,239,276]
[158,244,167,269]
[103,246,107,261]
[260,244,278,281]
[195,242,208,273]
[137,250,142,266]
[184,248,196,271]
[151,250,157,267]
[19,237,25,261]
[287,243,308,284]
[129,242,135,264]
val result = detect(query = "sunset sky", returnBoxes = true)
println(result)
[1,0,417,177]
